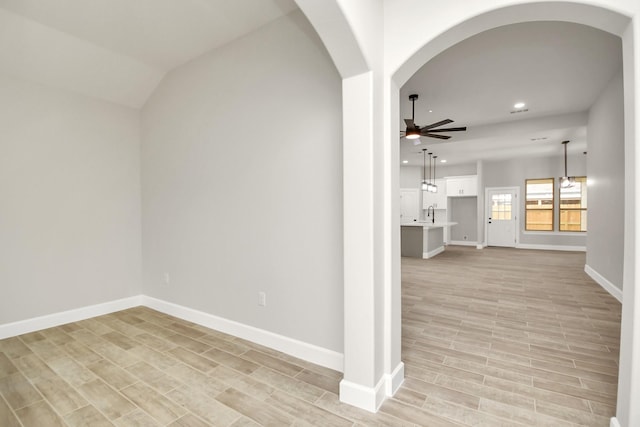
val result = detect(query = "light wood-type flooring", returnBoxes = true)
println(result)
[0,246,621,426]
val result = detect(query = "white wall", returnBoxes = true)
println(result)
[141,11,344,352]
[0,73,141,324]
[587,70,625,290]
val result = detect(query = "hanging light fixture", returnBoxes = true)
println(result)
[431,155,439,193]
[427,153,436,192]
[560,140,575,188]
[421,149,429,190]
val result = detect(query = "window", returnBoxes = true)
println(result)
[525,178,554,231]
[560,176,587,231]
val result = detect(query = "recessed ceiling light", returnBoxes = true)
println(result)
[428,110,433,113]
[514,102,526,109]
[402,160,408,164]
[440,159,447,163]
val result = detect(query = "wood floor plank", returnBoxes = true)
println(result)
[30,373,88,415]
[125,361,184,394]
[215,388,292,426]
[167,386,242,426]
[265,389,353,426]
[0,338,32,359]
[78,379,135,420]
[15,400,65,427]
[167,347,217,373]
[87,359,138,390]
[0,394,21,427]
[0,353,18,378]
[379,398,461,427]
[64,404,113,427]
[112,408,160,427]
[0,371,42,410]
[120,382,186,425]
[47,356,97,387]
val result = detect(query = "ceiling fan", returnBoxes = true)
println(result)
[401,94,467,143]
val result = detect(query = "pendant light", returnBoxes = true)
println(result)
[421,149,429,190]
[427,152,436,192]
[431,155,439,193]
[560,140,575,188]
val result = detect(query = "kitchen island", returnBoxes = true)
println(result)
[401,222,458,259]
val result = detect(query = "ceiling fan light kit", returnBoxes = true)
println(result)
[406,130,421,140]
[560,140,575,188]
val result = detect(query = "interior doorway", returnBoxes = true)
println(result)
[485,187,519,247]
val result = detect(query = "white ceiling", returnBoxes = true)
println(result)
[400,21,622,167]
[0,0,298,107]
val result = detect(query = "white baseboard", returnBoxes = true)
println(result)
[339,375,386,413]
[0,296,143,340]
[385,362,405,396]
[449,240,477,247]
[141,296,344,372]
[0,295,344,374]
[585,265,623,303]
[610,417,620,427]
[338,362,404,412]
[423,246,444,259]
[516,243,586,252]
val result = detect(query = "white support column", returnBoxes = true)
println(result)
[339,71,386,412]
[383,79,404,397]
[296,0,403,412]
[615,20,639,427]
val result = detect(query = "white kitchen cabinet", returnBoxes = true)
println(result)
[446,175,478,197]
[422,179,447,209]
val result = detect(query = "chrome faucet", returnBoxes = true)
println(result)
[427,205,435,223]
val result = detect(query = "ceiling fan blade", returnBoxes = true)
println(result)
[425,127,467,133]
[423,133,451,140]
[404,118,415,128]
[422,119,453,130]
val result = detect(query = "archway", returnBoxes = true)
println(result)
[386,3,637,427]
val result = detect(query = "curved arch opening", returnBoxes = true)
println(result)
[386,2,635,425]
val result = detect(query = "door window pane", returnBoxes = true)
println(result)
[491,194,512,220]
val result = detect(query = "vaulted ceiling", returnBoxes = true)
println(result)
[0,0,298,108]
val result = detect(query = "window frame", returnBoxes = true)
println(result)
[525,178,555,231]
[559,176,587,232]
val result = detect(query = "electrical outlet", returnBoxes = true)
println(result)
[164,273,170,285]
[258,292,266,307]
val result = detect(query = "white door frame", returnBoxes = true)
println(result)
[485,186,520,247]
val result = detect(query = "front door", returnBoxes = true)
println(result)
[486,188,518,247]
